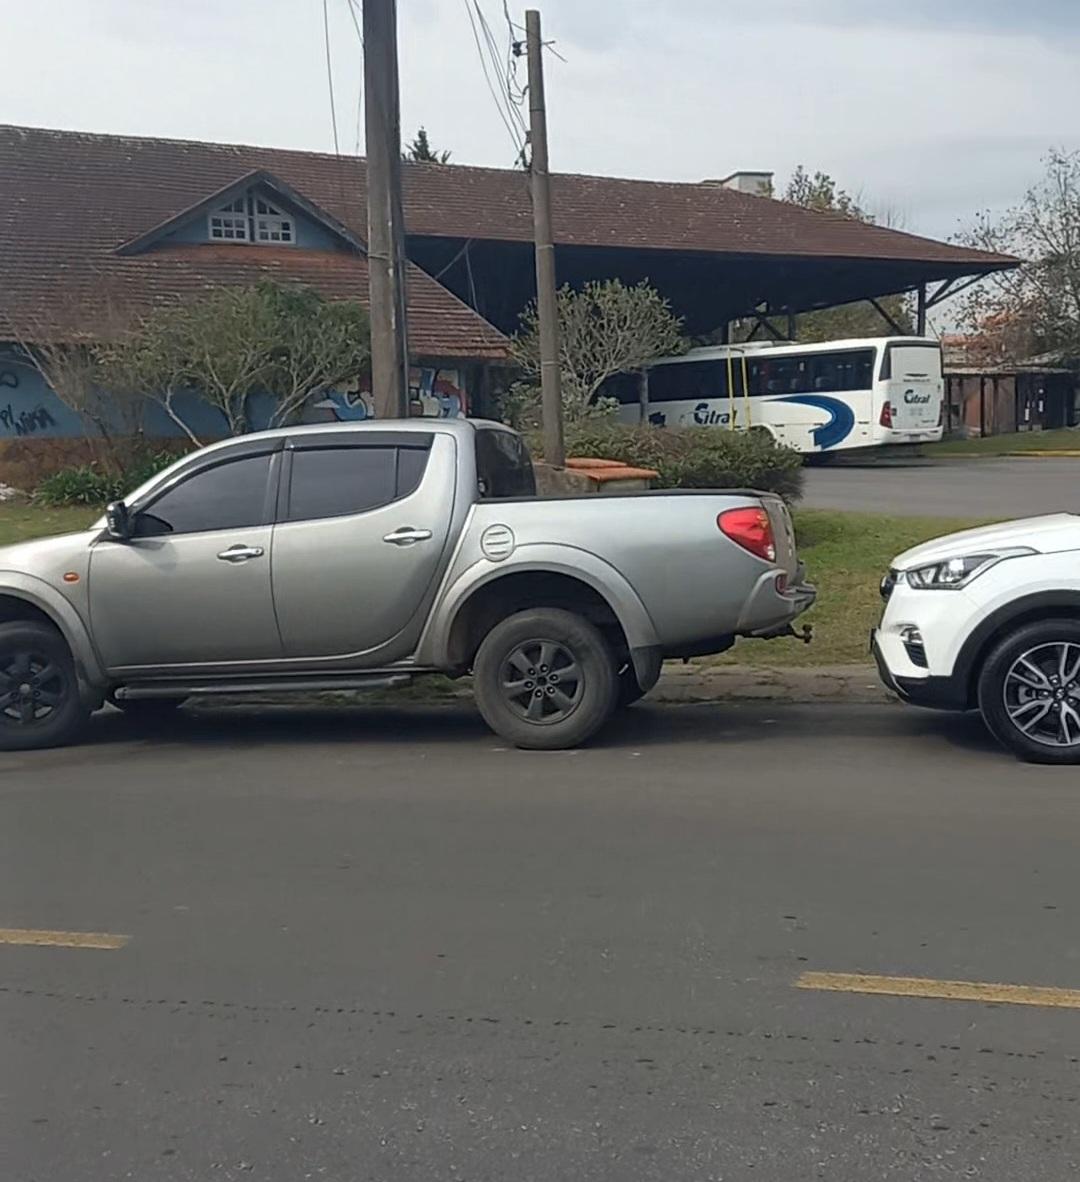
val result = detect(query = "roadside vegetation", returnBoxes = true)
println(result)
[926,428,1080,458]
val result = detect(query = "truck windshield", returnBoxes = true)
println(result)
[476,428,536,498]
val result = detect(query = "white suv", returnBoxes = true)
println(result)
[873,514,1080,764]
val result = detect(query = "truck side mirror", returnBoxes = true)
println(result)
[104,500,132,541]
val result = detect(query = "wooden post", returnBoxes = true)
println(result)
[525,9,565,468]
[364,0,410,417]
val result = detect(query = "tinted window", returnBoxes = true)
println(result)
[136,454,271,536]
[287,447,399,521]
[476,429,536,498]
[596,371,644,407]
[647,360,730,403]
[396,446,430,499]
[748,349,874,396]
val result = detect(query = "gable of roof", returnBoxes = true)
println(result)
[0,125,507,359]
[116,168,366,256]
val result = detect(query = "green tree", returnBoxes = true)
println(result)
[99,282,370,443]
[773,166,913,342]
[510,280,685,426]
[405,126,452,164]
[955,148,1080,363]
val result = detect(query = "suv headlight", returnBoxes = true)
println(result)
[904,548,1035,590]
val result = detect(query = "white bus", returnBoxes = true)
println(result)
[604,337,944,455]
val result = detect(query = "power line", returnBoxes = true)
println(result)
[344,0,365,155]
[322,0,341,157]
[462,0,525,158]
[475,2,527,141]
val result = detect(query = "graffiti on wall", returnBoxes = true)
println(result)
[0,402,57,437]
[409,367,467,419]
[304,368,469,424]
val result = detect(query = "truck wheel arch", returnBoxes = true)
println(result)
[0,578,106,691]
[433,559,661,691]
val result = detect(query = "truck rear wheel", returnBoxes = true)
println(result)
[473,608,618,750]
[0,621,88,751]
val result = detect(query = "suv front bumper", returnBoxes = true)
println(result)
[871,628,970,711]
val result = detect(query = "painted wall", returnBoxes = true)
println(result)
[0,353,474,443]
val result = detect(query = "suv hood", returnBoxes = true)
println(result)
[893,513,1079,571]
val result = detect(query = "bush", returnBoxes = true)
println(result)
[34,449,186,507]
[536,423,804,501]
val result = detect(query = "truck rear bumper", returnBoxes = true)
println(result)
[737,566,817,636]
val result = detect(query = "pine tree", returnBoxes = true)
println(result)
[404,127,451,165]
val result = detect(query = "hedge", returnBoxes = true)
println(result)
[538,423,804,501]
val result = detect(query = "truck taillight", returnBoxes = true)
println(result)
[879,401,893,428]
[718,507,776,562]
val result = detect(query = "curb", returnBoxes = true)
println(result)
[1002,451,1080,459]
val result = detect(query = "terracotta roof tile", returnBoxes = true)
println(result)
[0,124,1016,353]
[0,125,508,359]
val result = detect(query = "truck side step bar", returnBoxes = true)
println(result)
[115,674,415,699]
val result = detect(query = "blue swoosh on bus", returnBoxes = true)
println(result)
[773,395,855,450]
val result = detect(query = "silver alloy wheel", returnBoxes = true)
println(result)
[501,639,584,725]
[0,648,67,726]
[1003,642,1080,748]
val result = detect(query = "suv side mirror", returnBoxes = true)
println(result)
[104,500,132,541]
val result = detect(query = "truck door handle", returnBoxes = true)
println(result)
[217,545,265,563]
[383,527,433,546]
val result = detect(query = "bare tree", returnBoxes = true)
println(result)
[956,148,1080,362]
[3,297,147,473]
[511,280,685,424]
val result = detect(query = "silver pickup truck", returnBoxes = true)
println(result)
[0,419,814,751]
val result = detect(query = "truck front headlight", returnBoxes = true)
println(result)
[905,548,1034,590]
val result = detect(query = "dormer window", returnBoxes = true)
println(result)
[207,191,294,245]
[254,197,293,243]
[208,196,249,241]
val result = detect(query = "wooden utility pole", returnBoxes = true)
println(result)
[363,0,410,418]
[524,9,564,467]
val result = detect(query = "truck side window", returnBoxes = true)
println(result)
[476,429,536,498]
[134,454,272,536]
[286,447,399,521]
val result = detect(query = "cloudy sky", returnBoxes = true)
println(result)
[3,0,1078,239]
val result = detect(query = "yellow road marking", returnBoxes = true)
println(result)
[0,928,130,950]
[796,971,1080,1010]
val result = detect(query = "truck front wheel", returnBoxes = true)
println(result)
[473,608,618,750]
[0,621,88,751]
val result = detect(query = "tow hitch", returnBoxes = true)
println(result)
[758,622,814,643]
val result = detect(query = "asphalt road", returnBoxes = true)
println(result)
[4,701,1080,1181]
[802,457,1080,519]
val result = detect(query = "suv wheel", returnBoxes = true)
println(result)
[977,618,1080,764]
[473,608,618,750]
[0,621,88,751]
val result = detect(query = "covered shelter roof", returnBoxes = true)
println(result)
[0,124,1018,345]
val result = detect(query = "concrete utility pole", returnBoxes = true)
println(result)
[364,0,410,418]
[524,9,565,467]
